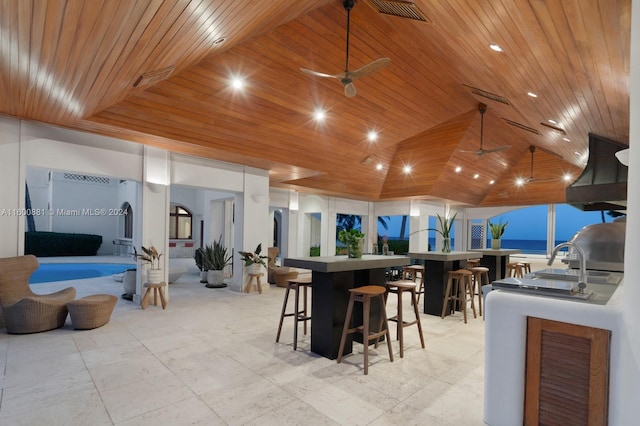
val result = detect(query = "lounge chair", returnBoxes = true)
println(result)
[0,255,76,334]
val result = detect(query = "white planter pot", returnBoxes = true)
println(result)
[248,263,261,274]
[200,271,208,283]
[491,239,501,250]
[206,270,225,287]
[147,269,163,284]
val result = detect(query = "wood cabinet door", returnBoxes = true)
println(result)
[525,317,610,426]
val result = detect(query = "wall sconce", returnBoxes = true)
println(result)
[289,190,299,211]
[409,200,420,217]
[251,194,267,204]
[147,182,166,193]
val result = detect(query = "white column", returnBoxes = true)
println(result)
[0,116,23,257]
[134,146,170,302]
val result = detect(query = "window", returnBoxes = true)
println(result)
[169,204,192,239]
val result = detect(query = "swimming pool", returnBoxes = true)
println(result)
[30,263,135,284]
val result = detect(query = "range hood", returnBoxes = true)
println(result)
[566,133,628,211]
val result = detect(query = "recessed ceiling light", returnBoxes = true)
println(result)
[376,163,383,171]
[231,77,244,90]
[473,173,480,179]
[455,166,462,173]
[563,137,571,142]
[548,119,557,124]
[403,165,412,174]
[489,43,503,52]
[527,92,538,98]
[313,109,326,121]
[563,174,572,182]
[515,178,525,186]
[489,180,495,185]
[367,131,378,142]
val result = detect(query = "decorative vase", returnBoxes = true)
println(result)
[200,270,208,283]
[382,243,389,256]
[491,238,501,250]
[147,268,163,284]
[441,237,451,253]
[206,270,226,288]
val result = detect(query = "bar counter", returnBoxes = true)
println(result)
[470,248,521,281]
[284,255,410,359]
[408,251,482,316]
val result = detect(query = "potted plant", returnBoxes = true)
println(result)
[194,247,208,283]
[488,220,508,250]
[239,243,269,274]
[133,245,163,284]
[203,236,233,288]
[411,212,457,253]
[338,228,365,258]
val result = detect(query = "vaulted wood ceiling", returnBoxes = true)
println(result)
[0,0,630,207]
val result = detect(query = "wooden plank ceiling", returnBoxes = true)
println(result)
[0,0,629,206]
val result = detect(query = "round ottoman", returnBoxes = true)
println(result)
[67,294,118,330]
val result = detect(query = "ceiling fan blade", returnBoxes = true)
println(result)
[347,58,391,80]
[300,67,338,79]
[482,145,511,154]
[344,82,357,97]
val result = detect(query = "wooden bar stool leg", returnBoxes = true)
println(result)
[337,294,355,364]
[467,275,477,319]
[276,285,291,343]
[397,289,404,358]
[411,289,425,348]
[293,284,300,350]
[380,294,394,364]
[441,274,454,319]
[362,295,371,375]
[303,285,308,335]
[453,276,467,324]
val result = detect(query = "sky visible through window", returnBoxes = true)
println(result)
[378,204,616,241]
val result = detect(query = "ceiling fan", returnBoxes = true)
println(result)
[459,103,511,156]
[521,145,554,183]
[300,0,390,98]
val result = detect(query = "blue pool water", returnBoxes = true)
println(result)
[30,263,135,284]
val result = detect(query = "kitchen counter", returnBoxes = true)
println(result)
[484,278,624,425]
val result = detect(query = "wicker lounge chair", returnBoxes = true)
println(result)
[0,255,76,334]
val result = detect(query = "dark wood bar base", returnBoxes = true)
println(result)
[311,268,386,359]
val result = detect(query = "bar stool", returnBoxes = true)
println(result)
[403,264,425,304]
[466,258,481,268]
[337,285,393,375]
[276,277,312,350]
[519,261,532,275]
[507,262,524,278]
[468,267,490,316]
[384,281,425,358]
[441,269,476,323]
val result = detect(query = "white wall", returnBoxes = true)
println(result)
[616,0,640,422]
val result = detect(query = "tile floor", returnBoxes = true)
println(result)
[0,256,558,425]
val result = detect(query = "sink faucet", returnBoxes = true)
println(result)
[548,242,587,293]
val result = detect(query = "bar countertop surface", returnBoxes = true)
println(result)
[408,251,483,261]
[470,248,521,256]
[283,255,410,273]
